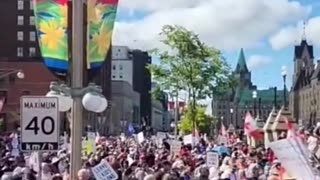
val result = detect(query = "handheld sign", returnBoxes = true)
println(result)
[206,152,219,168]
[20,96,60,152]
[92,159,118,180]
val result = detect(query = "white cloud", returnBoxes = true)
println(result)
[269,17,320,50]
[247,55,272,70]
[113,0,311,52]
[118,0,201,12]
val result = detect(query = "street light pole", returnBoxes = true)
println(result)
[174,93,179,139]
[252,90,257,118]
[281,66,287,109]
[230,108,233,126]
[70,0,84,178]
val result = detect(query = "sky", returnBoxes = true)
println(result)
[112,0,320,91]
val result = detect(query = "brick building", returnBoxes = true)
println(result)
[0,62,57,131]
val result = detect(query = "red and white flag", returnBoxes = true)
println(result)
[282,116,297,139]
[244,112,263,140]
[221,123,228,137]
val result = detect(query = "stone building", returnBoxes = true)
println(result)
[212,49,288,129]
[289,38,320,126]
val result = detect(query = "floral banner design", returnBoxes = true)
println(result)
[87,0,119,69]
[33,0,69,75]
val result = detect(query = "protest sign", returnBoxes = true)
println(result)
[92,159,118,180]
[170,140,182,155]
[269,138,316,180]
[206,151,219,168]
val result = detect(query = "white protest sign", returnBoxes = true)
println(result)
[137,132,144,144]
[29,152,41,172]
[91,159,118,180]
[183,134,193,144]
[206,152,219,168]
[20,96,59,151]
[171,140,182,155]
[11,133,20,157]
[157,132,167,139]
[269,138,316,180]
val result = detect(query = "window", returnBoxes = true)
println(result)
[29,47,36,57]
[30,1,34,10]
[112,65,116,70]
[119,75,123,79]
[18,0,24,10]
[29,31,36,41]
[119,64,123,70]
[112,75,116,78]
[17,47,23,57]
[29,16,35,25]
[17,31,24,41]
[17,16,24,25]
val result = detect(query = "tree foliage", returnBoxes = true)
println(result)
[179,106,214,135]
[148,25,231,131]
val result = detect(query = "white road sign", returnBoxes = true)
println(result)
[20,96,60,152]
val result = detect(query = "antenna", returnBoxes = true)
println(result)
[302,21,306,40]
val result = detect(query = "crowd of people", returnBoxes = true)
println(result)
[0,126,318,180]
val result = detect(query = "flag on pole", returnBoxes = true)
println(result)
[244,112,263,140]
[221,122,228,137]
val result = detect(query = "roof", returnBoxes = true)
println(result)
[294,39,314,59]
[236,88,288,106]
[235,48,249,73]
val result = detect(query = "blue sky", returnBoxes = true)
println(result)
[112,0,320,90]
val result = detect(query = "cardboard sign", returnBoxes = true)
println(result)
[206,152,219,168]
[91,159,118,180]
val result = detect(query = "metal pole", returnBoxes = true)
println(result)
[37,152,42,180]
[70,0,84,178]
[174,93,179,139]
[253,98,257,118]
[283,75,287,108]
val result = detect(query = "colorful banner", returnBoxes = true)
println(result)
[87,0,119,69]
[33,0,118,75]
[33,0,69,75]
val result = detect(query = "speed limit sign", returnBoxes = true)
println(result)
[20,96,60,152]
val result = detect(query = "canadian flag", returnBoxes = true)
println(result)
[244,112,263,140]
[221,123,228,137]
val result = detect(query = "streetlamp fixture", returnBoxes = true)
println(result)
[230,108,234,126]
[281,66,287,108]
[252,90,257,118]
[46,81,108,113]
[0,69,25,80]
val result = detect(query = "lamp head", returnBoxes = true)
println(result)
[17,71,25,79]
[252,90,257,98]
[281,66,287,76]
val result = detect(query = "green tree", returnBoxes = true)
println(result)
[179,106,214,135]
[148,25,231,134]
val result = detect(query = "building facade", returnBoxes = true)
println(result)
[289,38,320,126]
[0,0,41,60]
[151,100,164,132]
[151,82,170,132]
[0,61,58,131]
[212,49,288,129]
[110,81,140,135]
[111,46,152,126]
